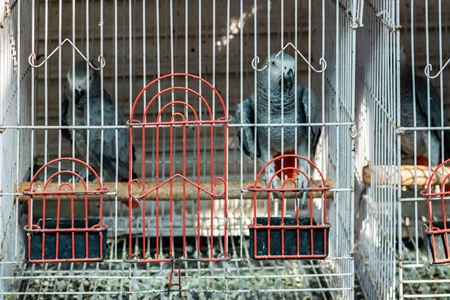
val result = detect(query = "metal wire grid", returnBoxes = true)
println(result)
[398,1,450,299]
[354,0,400,299]
[7,238,350,299]
[0,0,356,298]
[0,0,33,294]
[355,0,450,299]
[311,0,358,298]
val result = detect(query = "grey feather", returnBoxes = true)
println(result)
[400,48,450,165]
[235,94,259,159]
[61,60,136,181]
[235,52,320,189]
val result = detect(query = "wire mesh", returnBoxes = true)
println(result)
[1,0,356,298]
[355,0,450,299]
[354,0,400,298]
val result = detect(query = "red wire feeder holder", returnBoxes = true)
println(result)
[422,158,450,264]
[248,154,331,260]
[23,157,108,263]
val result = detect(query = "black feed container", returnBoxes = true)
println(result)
[27,217,107,261]
[249,217,329,259]
[425,220,450,264]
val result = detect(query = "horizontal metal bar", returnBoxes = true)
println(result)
[25,227,106,233]
[402,279,450,284]
[0,121,354,130]
[253,254,328,259]
[3,271,355,281]
[26,257,105,264]
[397,126,450,131]
[249,224,331,229]
[1,287,354,296]
[0,256,354,266]
[403,294,450,299]
[401,197,450,203]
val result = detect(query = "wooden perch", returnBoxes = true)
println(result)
[362,164,450,186]
[15,179,334,202]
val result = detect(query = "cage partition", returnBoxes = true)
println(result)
[248,154,331,259]
[22,157,108,263]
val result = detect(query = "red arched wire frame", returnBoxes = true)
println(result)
[126,73,229,263]
[421,158,450,264]
[23,157,108,263]
[248,154,331,259]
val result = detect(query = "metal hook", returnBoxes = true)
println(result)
[424,58,450,79]
[28,38,106,70]
[251,42,327,73]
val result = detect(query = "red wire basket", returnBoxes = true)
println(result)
[248,154,331,260]
[421,158,450,264]
[23,158,108,263]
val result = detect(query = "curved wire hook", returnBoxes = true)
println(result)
[424,58,450,79]
[251,42,327,73]
[28,38,106,70]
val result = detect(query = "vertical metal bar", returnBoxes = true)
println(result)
[266,0,271,199]
[321,0,325,184]
[238,0,244,259]
[252,0,257,182]
[279,0,284,200]
[85,0,92,184]
[398,1,411,298]
[14,0,22,256]
[424,0,431,169]
[57,0,63,182]
[185,0,189,130]
[113,0,119,260]
[70,1,76,177]
[212,0,216,120]
[128,0,133,166]
[350,3,357,297]
[334,0,340,257]
[437,0,444,163]
[43,0,49,182]
[30,0,36,230]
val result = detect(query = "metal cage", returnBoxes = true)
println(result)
[1,0,357,298]
[355,0,450,299]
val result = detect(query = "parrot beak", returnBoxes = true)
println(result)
[283,68,295,90]
[74,89,85,105]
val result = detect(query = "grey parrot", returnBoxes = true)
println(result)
[400,48,450,166]
[61,60,137,184]
[235,52,321,197]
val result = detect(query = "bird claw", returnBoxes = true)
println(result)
[297,175,309,209]
[269,190,280,204]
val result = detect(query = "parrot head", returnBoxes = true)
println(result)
[260,52,296,95]
[66,60,100,105]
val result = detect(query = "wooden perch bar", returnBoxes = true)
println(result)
[15,179,334,202]
[362,165,450,186]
